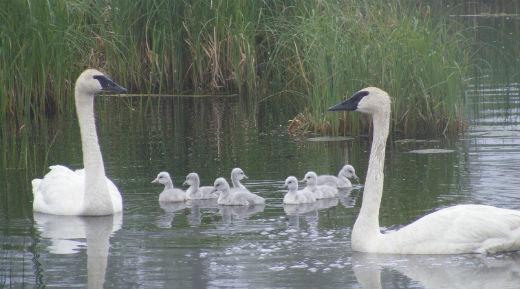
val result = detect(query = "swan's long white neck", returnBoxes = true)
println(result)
[352,112,389,246]
[75,88,113,215]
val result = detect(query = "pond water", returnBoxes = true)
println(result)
[2,14,520,289]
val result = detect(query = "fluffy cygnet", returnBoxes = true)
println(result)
[152,172,186,202]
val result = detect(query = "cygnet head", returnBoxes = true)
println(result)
[340,165,359,181]
[302,171,318,186]
[151,172,173,185]
[75,69,127,96]
[328,87,390,116]
[183,172,200,186]
[231,168,248,181]
[284,176,299,191]
[213,177,231,193]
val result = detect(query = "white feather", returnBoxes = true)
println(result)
[334,87,520,254]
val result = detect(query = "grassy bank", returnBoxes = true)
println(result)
[1,0,470,136]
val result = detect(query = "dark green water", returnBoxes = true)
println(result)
[2,14,520,289]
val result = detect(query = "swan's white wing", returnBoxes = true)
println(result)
[33,165,122,215]
[106,178,123,213]
[33,165,85,215]
[385,205,520,254]
[317,175,338,187]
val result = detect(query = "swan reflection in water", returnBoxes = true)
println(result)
[352,252,520,289]
[157,199,220,227]
[34,213,122,289]
[283,198,338,232]
[186,199,219,226]
[219,204,265,224]
[338,187,357,208]
[157,201,188,228]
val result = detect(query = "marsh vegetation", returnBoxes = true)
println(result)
[0,0,487,136]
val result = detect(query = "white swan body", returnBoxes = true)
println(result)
[32,69,126,216]
[152,172,186,202]
[283,176,316,204]
[317,165,359,188]
[302,171,338,199]
[183,173,218,200]
[213,177,265,206]
[329,87,520,254]
[32,166,122,215]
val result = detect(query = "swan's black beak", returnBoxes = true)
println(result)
[328,90,369,111]
[94,75,127,93]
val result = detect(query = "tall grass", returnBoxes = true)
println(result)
[266,1,469,136]
[0,0,471,136]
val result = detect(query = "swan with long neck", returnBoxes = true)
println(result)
[32,69,126,216]
[329,87,520,254]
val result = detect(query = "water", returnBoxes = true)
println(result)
[3,12,520,289]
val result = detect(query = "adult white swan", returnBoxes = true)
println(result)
[32,69,126,216]
[329,87,520,254]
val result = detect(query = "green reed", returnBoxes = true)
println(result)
[1,0,472,136]
[265,1,470,136]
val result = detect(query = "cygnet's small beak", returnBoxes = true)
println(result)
[151,178,159,184]
[243,175,249,179]
[182,181,188,186]
[353,174,359,182]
